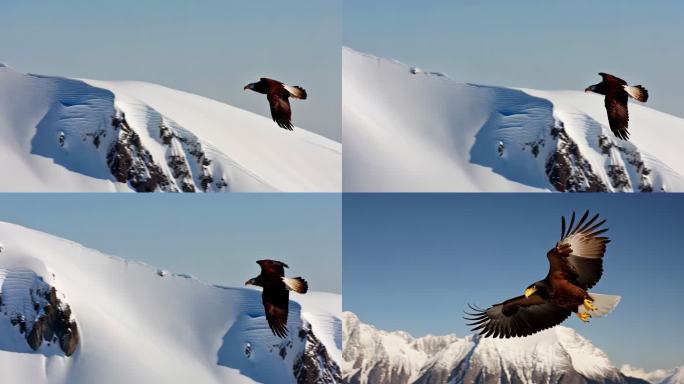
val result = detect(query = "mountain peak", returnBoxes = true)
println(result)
[344,311,635,384]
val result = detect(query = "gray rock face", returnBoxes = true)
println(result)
[294,324,342,384]
[546,122,608,192]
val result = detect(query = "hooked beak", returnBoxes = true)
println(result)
[243,85,249,91]
[524,287,537,298]
[584,87,592,93]
[244,279,252,286]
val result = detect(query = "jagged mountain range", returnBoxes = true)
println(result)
[343,312,680,384]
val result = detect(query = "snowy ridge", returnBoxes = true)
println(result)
[343,47,684,192]
[622,365,684,384]
[0,222,341,383]
[342,312,673,384]
[0,65,340,192]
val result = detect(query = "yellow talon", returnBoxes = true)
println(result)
[577,312,591,322]
[583,298,597,311]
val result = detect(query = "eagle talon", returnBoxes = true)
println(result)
[577,312,592,322]
[583,298,597,311]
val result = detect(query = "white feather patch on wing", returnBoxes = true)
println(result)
[563,233,605,259]
[578,293,621,318]
[282,277,308,293]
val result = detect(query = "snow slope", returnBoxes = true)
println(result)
[0,64,340,192]
[0,222,341,383]
[343,47,684,192]
[343,312,671,384]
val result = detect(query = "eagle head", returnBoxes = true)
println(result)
[525,281,550,298]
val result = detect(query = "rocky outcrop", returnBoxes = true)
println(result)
[1,271,79,356]
[546,122,608,192]
[107,113,175,192]
[158,120,227,192]
[294,324,342,384]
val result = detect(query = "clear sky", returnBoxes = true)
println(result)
[344,0,684,119]
[0,0,341,140]
[0,194,341,293]
[343,193,684,370]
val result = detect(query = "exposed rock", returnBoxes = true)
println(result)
[522,138,544,158]
[546,125,607,192]
[107,113,175,192]
[294,325,342,384]
[1,279,79,356]
[607,164,631,190]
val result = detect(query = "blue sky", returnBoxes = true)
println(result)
[0,0,341,140]
[343,193,684,370]
[344,0,684,119]
[0,194,341,293]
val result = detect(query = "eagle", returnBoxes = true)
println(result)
[245,259,308,338]
[585,73,649,140]
[244,78,307,131]
[465,211,621,338]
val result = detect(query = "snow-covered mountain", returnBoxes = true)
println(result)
[0,221,341,383]
[622,365,684,384]
[0,63,341,192]
[343,47,684,192]
[343,312,675,384]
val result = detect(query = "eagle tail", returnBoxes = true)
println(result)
[624,85,648,102]
[283,277,308,294]
[579,293,621,318]
[284,85,307,100]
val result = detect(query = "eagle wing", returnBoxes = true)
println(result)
[599,72,627,86]
[257,259,289,277]
[605,90,630,140]
[465,294,571,338]
[267,90,294,130]
[599,73,630,140]
[548,211,610,289]
[262,287,289,338]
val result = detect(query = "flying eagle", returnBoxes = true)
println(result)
[585,73,649,140]
[465,211,621,338]
[245,259,308,338]
[244,78,307,131]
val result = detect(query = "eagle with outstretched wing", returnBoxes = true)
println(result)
[244,78,307,130]
[585,73,648,140]
[465,211,620,338]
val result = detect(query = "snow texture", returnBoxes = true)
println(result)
[343,47,684,192]
[0,222,341,383]
[0,65,340,192]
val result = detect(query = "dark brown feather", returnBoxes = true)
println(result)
[465,295,571,338]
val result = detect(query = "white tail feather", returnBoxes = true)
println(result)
[624,85,648,102]
[578,293,621,318]
[282,277,308,294]
[283,85,307,100]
